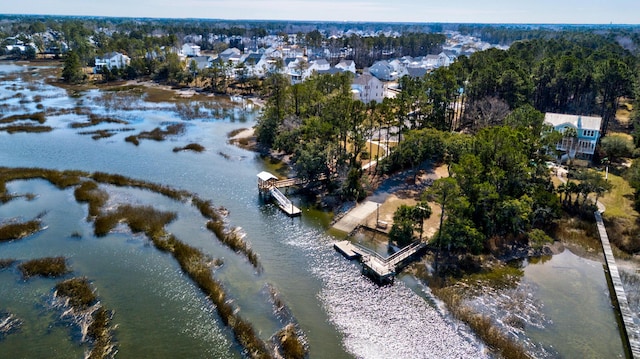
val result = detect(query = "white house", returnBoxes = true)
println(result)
[424,55,440,69]
[335,59,356,73]
[352,73,385,104]
[305,59,330,77]
[544,113,602,160]
[182,43,201,57]
[94,52,130,71]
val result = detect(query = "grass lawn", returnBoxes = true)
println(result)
[599,172,638,221]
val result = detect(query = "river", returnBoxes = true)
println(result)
[0,62,625,358]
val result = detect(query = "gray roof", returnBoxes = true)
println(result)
[406,67,428,79]
[317,67,344,75]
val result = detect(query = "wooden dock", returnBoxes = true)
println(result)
[595,211,640,358]
[257,171,301,217]
[334,240,426,284]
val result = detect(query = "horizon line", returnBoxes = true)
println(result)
[1,13,638,27]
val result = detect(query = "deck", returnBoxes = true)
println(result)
[334,240,426,284]
[595,211,640,358]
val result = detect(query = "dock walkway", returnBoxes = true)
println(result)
[257,171,301,217]
[595,211,640,358]
[334,240,426,284]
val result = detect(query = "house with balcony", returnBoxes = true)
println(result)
[544,112,602,161]
[94,52,130,72]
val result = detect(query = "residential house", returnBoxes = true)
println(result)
[388,59,408,79]
[424,55,440,69]
[94,52,130,72]
[352,73,385,104]
[243,53,271,77]
[190,56,213,70]
[335,59,356,73]
[182,43,201,57]
[305,58,330,77]
[368,60,396,81]
[544,113,602,161]
[219,48,242,63]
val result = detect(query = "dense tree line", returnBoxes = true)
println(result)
[459,35,637,136]
[255,70,370,201]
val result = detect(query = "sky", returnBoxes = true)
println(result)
[1,0,639,24]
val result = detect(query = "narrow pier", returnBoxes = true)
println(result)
[257,171,301,217]
[595,211,640,358]
[334,240,426,284]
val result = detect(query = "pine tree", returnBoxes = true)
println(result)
[61,50,85,84]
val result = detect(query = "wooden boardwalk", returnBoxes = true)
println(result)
[595,211,640,358]
[334,240,426,284]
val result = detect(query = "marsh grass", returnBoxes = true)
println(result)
[124,135,140,145]
[93,205,176,237]
[193,196,261,271]
[86,307,114,359]
[173,143,205,153]
[0,220,41,241]
[18,256,68,279]
[127,123,186,145]
[0,167,86,190]
[1,167,270,357]
[91,172,190,201]
[96,203,271,358]
[0,124,53,133]
[0,258,16,269]
[74,181,108,218]
[0,112,46,124]
[79,128,135,140]
[55,277,116,359]
[70,114,127,129]
[432,285,530,359]
[275,324,305,359]
[55,277,96,309]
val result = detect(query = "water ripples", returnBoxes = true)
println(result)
[283,226,486,358]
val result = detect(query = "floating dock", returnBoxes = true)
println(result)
[334,240,426,284]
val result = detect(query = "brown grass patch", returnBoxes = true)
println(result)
[55,277,96,309]
[173,143,205,153]
[0,124,53,133]
[0,219,41,241]
[74,181,109,218]
[18,256,68,279]
[432,285,530,359]
[69,114,127,129]
[0,112,46,124]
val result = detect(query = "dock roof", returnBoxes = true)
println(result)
[257,171,278,182]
